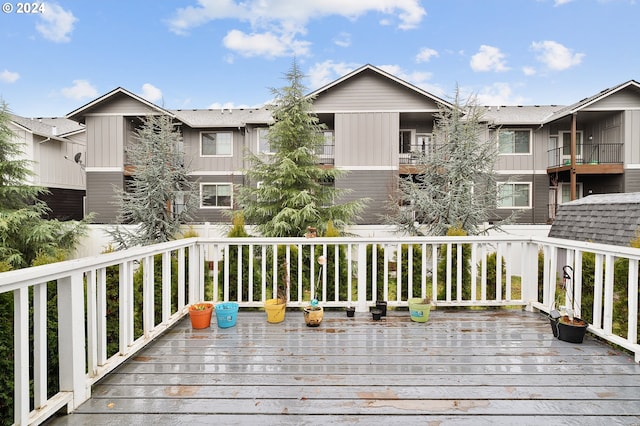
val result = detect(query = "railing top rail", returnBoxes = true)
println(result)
[196,235,533,245]
[532,236,640,258]
[0,237,199,292]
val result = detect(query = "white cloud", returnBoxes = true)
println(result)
[223,29,310,57]
[531,40,584,71]
[333,32,351,48]
[140,84,163,103]
[170,0,426,33]
[475,82,527,106]
[61,80,98,100]
[554,0,573,5]
[207,101,254,109]
[35,3,77,43]
[169,1,425,58]
[522,66,536,76]
[0,69,20,83]
[470,45,509,72]
[416,47,439,63]
[307,60,360,90]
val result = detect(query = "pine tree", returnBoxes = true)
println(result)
[0,100,89,268]
[110,114,197,248]
[386,88,515,236]
[237,60,367,237]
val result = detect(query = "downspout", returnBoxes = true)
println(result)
[570,113,577,201]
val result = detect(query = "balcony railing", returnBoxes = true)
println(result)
[399,144,435,165]
[316,144,334,165]
[1,235,639,424]
[547,143,623,168]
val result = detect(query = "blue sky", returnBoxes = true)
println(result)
[1,0,638,118]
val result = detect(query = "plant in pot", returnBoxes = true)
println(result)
[408,296,432,323]
[265,259,289,323]
[549,265,589,343]
[304,255,325,327]
[189,302,214,329]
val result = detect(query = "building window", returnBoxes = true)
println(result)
[497,183,531,208]
[498,129,531,154]
[258,128,275,154]
[201,132,232,156]
[399,130,414,154]
[201,183,232,208]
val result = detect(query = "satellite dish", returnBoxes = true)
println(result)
[74,152,82,164]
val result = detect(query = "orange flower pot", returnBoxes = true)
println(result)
[189,302,213,329]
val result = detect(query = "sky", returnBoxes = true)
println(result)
[0,0,638,118]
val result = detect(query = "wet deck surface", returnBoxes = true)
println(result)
[48,308,640,425]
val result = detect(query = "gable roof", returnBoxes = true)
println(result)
[482,105,562,125]
[548,192,640,246]
[543,80,640,124]
[66,87,175,123]
[307,64,455,110]
[171,107,273,128]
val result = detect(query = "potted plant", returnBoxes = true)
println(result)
[549,266,589,343]
[304,255,325,327]
[265,259,288,323]
[408,296,432,323]
[189,302,214,329]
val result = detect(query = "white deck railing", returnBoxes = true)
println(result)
[0,235,638,425]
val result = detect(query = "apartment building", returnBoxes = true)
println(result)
[65,64,640,226]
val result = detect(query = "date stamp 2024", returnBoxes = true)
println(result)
[2,2,46,14]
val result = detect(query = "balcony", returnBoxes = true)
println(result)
[2,235,640,424]
[547,143,624,174]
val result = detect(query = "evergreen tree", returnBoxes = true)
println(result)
[386,88,515,236]
[0,100,89,268]
[110,114,197,248]
[236,60,367,237]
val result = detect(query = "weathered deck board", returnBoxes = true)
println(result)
[47,309,640,425]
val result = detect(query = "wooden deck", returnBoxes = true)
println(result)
[47,308,640,425]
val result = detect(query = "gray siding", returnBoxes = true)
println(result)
[583,88,640,111]
[492,174,549,225]
[183,127,246,172]
[624,110,640,164]
[86,172,123,224]
[335,112,399,167]
[624,169,640,193]
[313,70,440,112]
[191,174,244,223]
[90,92,160,115]
[86,116,125,168]
[336,170,395,224]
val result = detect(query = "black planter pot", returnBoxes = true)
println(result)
[371,308,383,321]
[556,318,588,343]
[549,309,561,338]
[346,306,355,317]
[375,301,387,316]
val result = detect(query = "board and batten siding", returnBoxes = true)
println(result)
[182,128,246,172]
[335,112,399,168]
[624,110,640,164]
[35,139,85,190]
[86,172,123,224]
[86,116,125,168]
[336,170,395,224]
[312,69,440,112]
[493,174,549,225]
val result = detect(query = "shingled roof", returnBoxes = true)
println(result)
[548,193,640,246]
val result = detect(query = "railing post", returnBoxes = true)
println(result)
[521,242,539,311]
[14,287,29,425]
[58,272,89,410]
[356,242,367,312]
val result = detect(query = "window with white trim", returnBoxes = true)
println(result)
[497,182,531,208]
[258,128,275,154]
[498,129,531,154]
[200,183,232,208]
[201,132,232,156]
